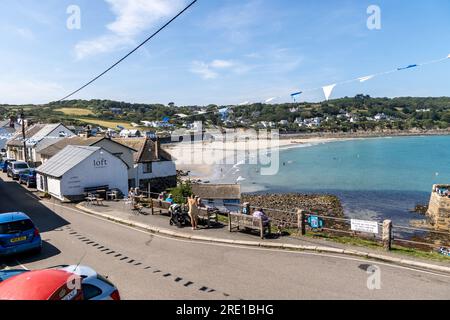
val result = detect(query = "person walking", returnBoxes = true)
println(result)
[187,195,198,230]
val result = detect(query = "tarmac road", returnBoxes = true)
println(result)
[1,174,449,300]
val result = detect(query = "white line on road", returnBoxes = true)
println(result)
[41,201,450,280]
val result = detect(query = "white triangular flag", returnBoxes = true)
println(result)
[265,97,277,103]
[322,84,336,101]
[358,75,374,82]
[447,54,450,59]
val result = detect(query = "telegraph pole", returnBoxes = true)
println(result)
[20,109,28,163]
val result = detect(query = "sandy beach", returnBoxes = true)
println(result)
[164,134,351,181]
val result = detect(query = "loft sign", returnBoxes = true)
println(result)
[93,158,108,168]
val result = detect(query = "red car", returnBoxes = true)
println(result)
[0,269,83,300]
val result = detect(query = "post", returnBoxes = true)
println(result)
[382,219,392,251]
[150,197,154,215]
[297,209,306,236]
[20,110,28,163]
[259,218,264,239]
[228,212,232,232]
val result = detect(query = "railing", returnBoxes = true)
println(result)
[131,189,449,252]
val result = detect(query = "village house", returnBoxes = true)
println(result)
[6,123,75,165]
[38,136,176,193]
[191,184,241,211]
[113,137,177,193]
[36,145,128,202]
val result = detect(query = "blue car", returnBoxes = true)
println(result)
[0,212,42,256]
[0,269,29,283]
[1,159,16,173]
[18,169,37,188]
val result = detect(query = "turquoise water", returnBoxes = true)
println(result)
[219,136,450,224]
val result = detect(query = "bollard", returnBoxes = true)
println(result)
[382,220,392,251]
[297,209,306,236]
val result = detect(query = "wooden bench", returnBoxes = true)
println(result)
[228,212,271,239]
[196,207,219,228]
[151,199,172,215]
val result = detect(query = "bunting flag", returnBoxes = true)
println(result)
[322,84,336,101]
[239,101,250,106]
[290,91,302,102]
[237,54,450,105]
[397,64,418,71]
[358,75,375,83]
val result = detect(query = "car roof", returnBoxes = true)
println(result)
[13,161,28,165]
[61,265,98,278]
[0,212,31,224]
[0,270,80,300]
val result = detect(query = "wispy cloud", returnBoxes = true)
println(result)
[190,59,246,80]
[75,0,185,60]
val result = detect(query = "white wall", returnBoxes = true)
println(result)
[138,161,176,180]
[59,149,128,198]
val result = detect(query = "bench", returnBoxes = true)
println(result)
[196,207,219,228]
[228,212,271,239]
[151,199,172,215]
[84,185,109,199]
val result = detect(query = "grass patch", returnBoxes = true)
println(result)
[56,108,94,116]
[75,118,138,130]
[391,246,450,262]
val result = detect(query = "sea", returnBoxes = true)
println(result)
[214,135,450,225]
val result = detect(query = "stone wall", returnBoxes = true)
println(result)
[427,185,450,231]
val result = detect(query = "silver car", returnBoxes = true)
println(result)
[7,161,29,180]
[59,265,121,300]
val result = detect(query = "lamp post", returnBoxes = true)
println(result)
[20,109,28,163]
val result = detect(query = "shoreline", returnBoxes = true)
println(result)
[165,131,450,182]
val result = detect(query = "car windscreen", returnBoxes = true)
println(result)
[0,219,34,234]
[14,163,29,169]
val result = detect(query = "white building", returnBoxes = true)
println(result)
[6,123,75,165]
[36,145,128,201]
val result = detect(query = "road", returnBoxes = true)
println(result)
[0,173,449,299]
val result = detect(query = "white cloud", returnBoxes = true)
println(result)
[190,61,218,80]
[210,59,235,69]
[75,0,185,59]
[191,59,242,79]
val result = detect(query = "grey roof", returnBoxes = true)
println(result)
[191,184,241,200]
[36,145,100,178]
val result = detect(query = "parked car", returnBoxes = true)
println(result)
[18,169,37,187]
[0,269,83,300]
[0,265,120,300]
[59,265,121,300]
[0,212,42,256]
[1,158,16,173]
[7,161,29,180]
[0,269,29,283]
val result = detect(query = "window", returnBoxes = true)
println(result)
[143,163,152,174]
[81,284,102,300]
[0,219,34,234]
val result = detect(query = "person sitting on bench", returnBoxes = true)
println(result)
[252,208,270,226]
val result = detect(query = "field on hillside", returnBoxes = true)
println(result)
[55,108,94,116]
[75,118,137,129]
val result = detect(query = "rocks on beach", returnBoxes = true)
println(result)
[242,193,344,226]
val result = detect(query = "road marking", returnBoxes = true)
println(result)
[41,200,450,279]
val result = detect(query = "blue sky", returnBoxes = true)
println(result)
[0,0,449,105]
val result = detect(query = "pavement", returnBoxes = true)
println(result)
[76,199,450,273]
[1,172,450,299]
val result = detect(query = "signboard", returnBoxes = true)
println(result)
[351,219,379,234]
[307,215,324,229]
